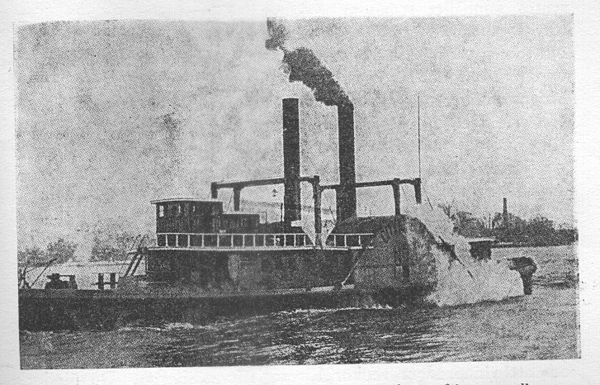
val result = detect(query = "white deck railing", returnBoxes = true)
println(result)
[325,233,374,248]
[156,233,312,248]
[155,232,374,249]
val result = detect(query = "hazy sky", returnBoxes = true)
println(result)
[16,16,573,250]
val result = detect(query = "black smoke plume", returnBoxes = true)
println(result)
[266,18,350,107]
[265,18,287,51]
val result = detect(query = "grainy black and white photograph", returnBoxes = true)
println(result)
[9,4,589,378]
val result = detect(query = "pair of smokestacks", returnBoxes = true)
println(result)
[282,98,356,224]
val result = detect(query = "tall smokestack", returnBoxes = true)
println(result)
[283,98,301,225]
[266,19,356,222]
[502,197,508,225]
[337,102,357,222]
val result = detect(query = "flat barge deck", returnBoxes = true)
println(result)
[19,284,434,331]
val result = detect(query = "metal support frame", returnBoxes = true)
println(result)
[312,175,322,246]
[233,187,242,211]
[392,181,401,216]
[320,177,421,216]
[209,175,421,245]
[210,176,323,235]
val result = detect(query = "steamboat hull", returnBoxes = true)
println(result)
[19,215,445,331]
[19,284,434,331]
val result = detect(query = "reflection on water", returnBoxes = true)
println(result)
[20,245,579,368]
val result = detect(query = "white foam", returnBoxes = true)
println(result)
[162,322,195,330]
[427,252,523,306]
[406,204,523,306]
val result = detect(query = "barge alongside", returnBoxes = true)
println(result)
[19,99,533,331]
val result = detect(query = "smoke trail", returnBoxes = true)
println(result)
[266,18,350,106]
[265,18,287,51]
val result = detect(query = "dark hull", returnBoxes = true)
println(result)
[19,285,435,331]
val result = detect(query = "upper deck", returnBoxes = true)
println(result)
[152,198,261,234]
[150,198,374,251]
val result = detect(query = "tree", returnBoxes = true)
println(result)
[90,238,120,262]
[45,238,77,264]
[524,216,557,246]
[437,203,487,238]
[90,231,136,262]
[17,246,46,266]
[438,203,454,220]
[437,201,577,246]
[452,211,487,238]
[18,239,77,267]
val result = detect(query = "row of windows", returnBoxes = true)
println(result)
[222,218,251,229]
[157,206,258,233]
[157,203,221,218]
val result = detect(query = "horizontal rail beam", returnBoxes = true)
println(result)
[156,232,317,237]
[211,176,318,190]
[148,245,374,252]
[320,178,420,190]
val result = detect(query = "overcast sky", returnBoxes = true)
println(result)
[16,16,573,249]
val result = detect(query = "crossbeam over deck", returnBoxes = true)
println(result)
[211,176,421,220]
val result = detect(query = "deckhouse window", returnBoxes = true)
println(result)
[158,205,165,218]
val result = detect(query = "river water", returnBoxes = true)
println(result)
[19,245,579,369]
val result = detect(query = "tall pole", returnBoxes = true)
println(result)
[312,175,322,246]
[417,95,421,180]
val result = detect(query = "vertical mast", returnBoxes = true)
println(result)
[417,95,421,180]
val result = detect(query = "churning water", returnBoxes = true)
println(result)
[20,245,579,369]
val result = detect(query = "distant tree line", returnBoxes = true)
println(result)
[438,204,577,246]
[18,231,149,266]
[18,238,77,267]
[18,205,576,265]
[90,231,141,262]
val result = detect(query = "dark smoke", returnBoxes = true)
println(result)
[266,18,350,106]
[265,18,287,51]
